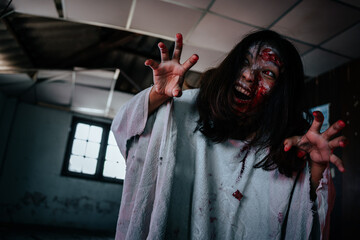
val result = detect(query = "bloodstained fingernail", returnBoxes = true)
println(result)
[176,33,182,39]
[338,120,346,128]
[158,42,165,48]
[340,141,346,147]
[193,54,199,61]
[313,111,324,121]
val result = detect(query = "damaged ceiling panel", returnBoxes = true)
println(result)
[0,0,358,118]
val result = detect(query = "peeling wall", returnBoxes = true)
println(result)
[0,100,122,232]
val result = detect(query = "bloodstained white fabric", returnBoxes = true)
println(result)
[111,87,335,240]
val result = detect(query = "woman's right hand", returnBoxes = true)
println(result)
[145,33,199,98]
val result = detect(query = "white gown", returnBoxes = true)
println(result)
[111,87,335,240]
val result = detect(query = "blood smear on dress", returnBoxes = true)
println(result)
[232,190,243,201]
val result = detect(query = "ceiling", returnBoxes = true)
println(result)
[0,0,359,118]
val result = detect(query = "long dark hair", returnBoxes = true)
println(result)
[196,30,311,177]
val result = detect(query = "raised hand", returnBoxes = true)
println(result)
[145,33,199,98]
[284,111,347,173]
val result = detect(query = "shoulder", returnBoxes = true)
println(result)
[172,89,199,119]
[174,89,199,104]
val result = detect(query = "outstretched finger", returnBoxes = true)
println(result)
[309,111,324,133]
[158,42,169,62]
[182,54,199,72]
[144,59,159,70]
[322,120,346,140]
[283,136,301,152]
[330,154,345,172]
[172,33,183,62]
[328,136,348,149]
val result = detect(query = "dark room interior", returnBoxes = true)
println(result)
[0,0,359,239]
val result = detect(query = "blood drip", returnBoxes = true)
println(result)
[232,190,243,201]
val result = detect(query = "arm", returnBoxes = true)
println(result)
[284,111,347,193]
[111,33,198,158]
[284,111,346,238]
[145,33,199,115]
[148,86,171,114]
[111,88,152,158]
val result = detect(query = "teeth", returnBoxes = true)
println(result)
[235,85,251,97]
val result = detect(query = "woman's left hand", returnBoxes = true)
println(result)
[284,111,347,172]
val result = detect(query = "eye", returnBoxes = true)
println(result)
[263,70,275,78]
[243,58,250,66]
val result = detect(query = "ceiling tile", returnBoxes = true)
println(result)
[169,0,212,9]
[73,85,109,110]
[302,49,349,77]
[271,0,360,45]
[340,0,360,8]
[75,70,114,89]
[321,23,360,58]
[63,0,132,27]
[37,82,72,105]
[0,73,32,84]
[131,0,203,38]
[12,0,58,18]
[37,70,71,80]
[210,0,298,27]
[187,13,258,53]
[182,45,226,72]
[290,40,313,55]
[75,75,112,89]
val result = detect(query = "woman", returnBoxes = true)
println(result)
[112,30,346,239]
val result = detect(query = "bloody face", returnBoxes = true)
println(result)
[233,44,283,113]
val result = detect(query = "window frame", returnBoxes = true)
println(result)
[62,116,124,184]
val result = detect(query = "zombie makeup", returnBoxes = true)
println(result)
[233,44,282,113]
[259,48,283,68]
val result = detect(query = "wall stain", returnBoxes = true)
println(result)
[21,191,48,208]
[53,196,91,209]
[52,196,118,215]
[96,200,118,214]
[1,191,120,220]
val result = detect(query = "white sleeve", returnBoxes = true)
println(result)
[285,163,335,240]
[111,87,151,159]
[315,166,336,240]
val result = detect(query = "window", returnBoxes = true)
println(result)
[63,117,125,183]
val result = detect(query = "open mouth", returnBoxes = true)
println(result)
[234,84,252,102]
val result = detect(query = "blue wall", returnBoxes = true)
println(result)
[0,94,122,233]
